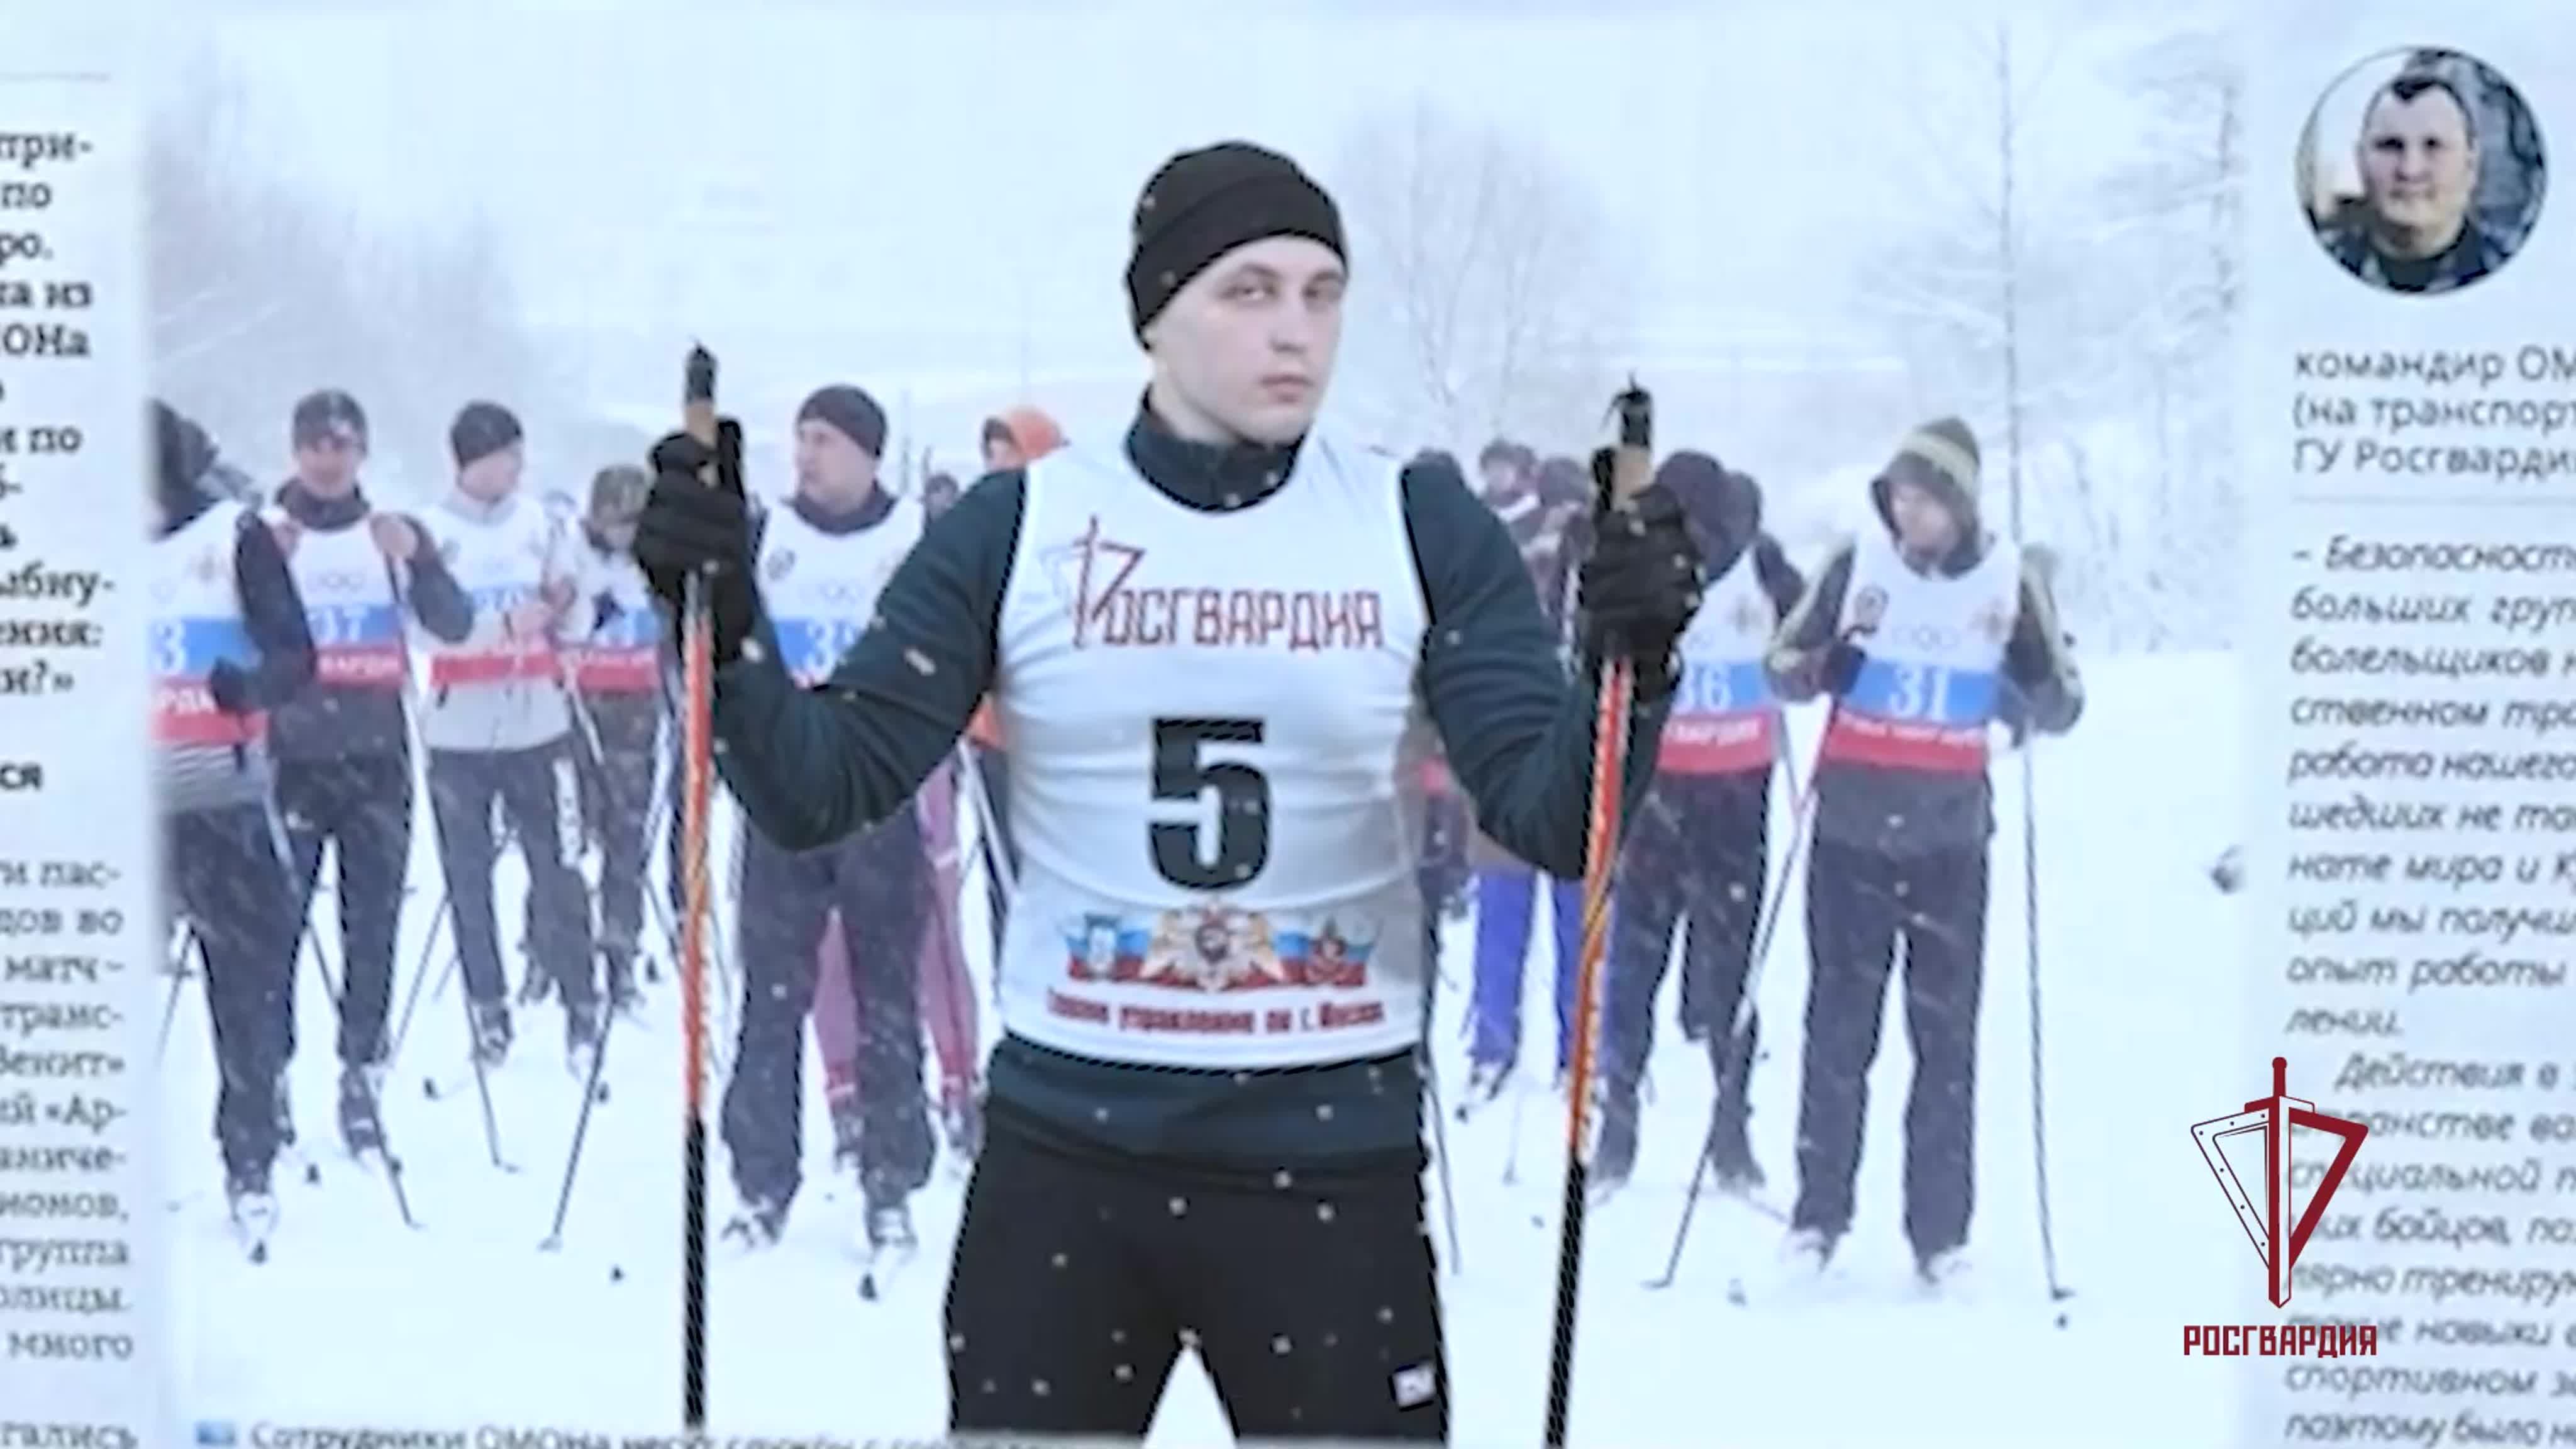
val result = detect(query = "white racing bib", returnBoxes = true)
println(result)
[992,439,1434,1070]
[1662,545,1779,774]
[270,513,404,689]
[1818,525,2020,774]
[428,500,560,687]
[756,501,919,689]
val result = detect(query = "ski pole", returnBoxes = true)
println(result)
[1647,721,1820,1290]
[1541,379,1653,1449]
[385,558,514,1172]
[675,342,736,1433]
[539,977,620,1250]
[2022,740,2070,1303]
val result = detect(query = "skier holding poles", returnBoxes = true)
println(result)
[1592,451,1804,1195]
[632,139,1704,1442]
[1760,417,2082,1292]
[149,399,318,1260]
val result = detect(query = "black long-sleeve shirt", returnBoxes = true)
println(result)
[266,481,474,762]
[704,405,1668,1174]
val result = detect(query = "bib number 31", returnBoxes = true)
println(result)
[1150,716,1270,889]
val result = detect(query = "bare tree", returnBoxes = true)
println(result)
[1326,99,1638,455]
[1844,14,2243,650]
[148,52,572,501]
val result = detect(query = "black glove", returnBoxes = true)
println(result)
[207,660,253,715]
[634,425,757,665]
[1574,472,1704,673]
[1818,637,1867,696]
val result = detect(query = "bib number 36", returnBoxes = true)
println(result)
[1149,716,1270,889]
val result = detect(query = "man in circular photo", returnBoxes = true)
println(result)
[2305,55,2543,295]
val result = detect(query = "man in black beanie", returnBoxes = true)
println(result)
[711,382,936,1265]
[635,139,1709,1442]
[418,400,604,1073]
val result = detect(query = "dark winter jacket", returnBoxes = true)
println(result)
[152,404,316,813]
[2321,209,2507,296]
[1767,442,2082,856]
[264,480,474,762]
[702,399,1668,1181]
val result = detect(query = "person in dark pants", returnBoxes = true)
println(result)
[1763,418,2082,1290]
[150,400,317,1251]
[572,463,667,1014]
[716,383,936,1249]
[632,143,1700,1442]
[419,402,602,1071]
[1596,453,1804,1194]
[264,389,474,1154]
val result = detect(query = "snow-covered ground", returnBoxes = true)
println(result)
[161,650,2251,1445]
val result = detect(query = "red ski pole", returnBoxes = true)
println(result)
[1541,378,1654,1447]
[676,343,736,1432]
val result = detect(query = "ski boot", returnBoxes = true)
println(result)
[1706,1029,1765,1194]
[1707,1112,1765,1196]
[1765,1225,1836,1298]
[602,950,645,1019]
[467,999,513,1067]
[828,1092,863,1174]
[565,997,605,1082]
[857,1195,917,1301]
[336,1062,389,1158]
[1457,1058,1513,1118]
[1588,1086,1640,1199]
[940,1089,983,1169]
[1915,1246,1972,1298]
[226,1165,279,1263]
[720,1195,786,1252]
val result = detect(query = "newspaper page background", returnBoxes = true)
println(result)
[2249,3,2576,1446]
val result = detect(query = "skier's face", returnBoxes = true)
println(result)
[794,419,879,511]
[458,443,523,502]
[2358,86,2477,245]
[982,435,1023,472]
[293,426,364,496]
[1146,236,1343,447]
[1886,477,1958,558]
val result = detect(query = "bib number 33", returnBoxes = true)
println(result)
[1149,716,1270,890]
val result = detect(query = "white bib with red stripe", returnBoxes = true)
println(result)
[575,548,663,692]
[149,501,262,748]
[1662,545,1778,774]
[426,499,558,687]
[270,513,406,689]
[1817,525,2019,774]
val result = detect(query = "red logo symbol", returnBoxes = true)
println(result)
[2192,1057,2368,1307]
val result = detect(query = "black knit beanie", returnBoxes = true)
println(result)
[450,401,523,468]
[1126,141,1345,339]
[797,384,887,457]
[292,388,368,448]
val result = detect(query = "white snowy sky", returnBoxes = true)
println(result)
[155,0,2189,426]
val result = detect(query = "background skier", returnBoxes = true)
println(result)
[1594,452,1803,1192]
[1763,416,2084,1289]
[150,399,317,1252]
[419,402,602,1071]
[264,387,473,1154]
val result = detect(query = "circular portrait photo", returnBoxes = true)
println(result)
[2297,47,2547,296]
